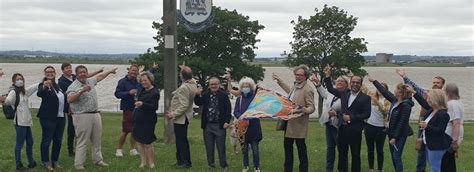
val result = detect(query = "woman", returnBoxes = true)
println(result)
[310,73,348,172]
[364,83,391,172]
[2,73,39,170]
[441,83,464,171]
[37,66,67,170]
[414,89,450,172]
[233,77,262,172]
[132,72,160,168]
[368,75,415,172]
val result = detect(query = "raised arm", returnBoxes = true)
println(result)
[87,67,104,78]
[368,75,397,102]
[95,67,117,82]
[396,69,425,94]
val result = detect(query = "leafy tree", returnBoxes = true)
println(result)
[286,5,368,116]
[132,7,265,89]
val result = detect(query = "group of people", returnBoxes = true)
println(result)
[0,63,464,172]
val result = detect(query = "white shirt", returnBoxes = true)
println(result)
[367,98,386,127]
[4,84,39,127]
[348,91,360,107]
[422,112,435,144]
[56,90,65,117]
[446,100,464,144]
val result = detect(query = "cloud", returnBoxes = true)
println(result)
[0,0,472,56]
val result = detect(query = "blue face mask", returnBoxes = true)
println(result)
[15,80,24,87]
[241,87,251,94]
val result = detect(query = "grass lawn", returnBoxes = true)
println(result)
[0,111,472,171]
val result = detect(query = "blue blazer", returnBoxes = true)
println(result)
[37,82,67,119]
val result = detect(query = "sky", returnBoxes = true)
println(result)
[0,0,472,57]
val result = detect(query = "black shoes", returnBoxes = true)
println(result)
[27,162,37,168]
[16,163,28,171]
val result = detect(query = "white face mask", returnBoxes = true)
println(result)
[241,87,251,94]
[15,80,24,87]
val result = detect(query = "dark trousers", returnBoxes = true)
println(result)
[14,125,35,166]
[39,118,65,164]
[416,132,427,172]
[325,124,338,172]
[389,136,407,172]
[284,137,308,172]
[174,119,191,166]
[364,124,386,170]
[203,123,227,168]
[441,149,456,172]
[337,125,362,172]
[243,140,260,168]
[67,114,75,153]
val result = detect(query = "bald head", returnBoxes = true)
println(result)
[180,65,193,80]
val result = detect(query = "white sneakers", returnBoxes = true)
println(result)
[116,149,139,157]
[130,149,139,156]
[115,149,123,157]
[243,167,260,172]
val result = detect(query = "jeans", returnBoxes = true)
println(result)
[67,114,75,153]
[364,124,386,170]
[389,136,407,172]
[284,137,308,172]
[14,125,35,166]
[174,118,191,165]
[426,148,447,172]
[416,134,427,172]
[325,124,338,172]
[40,118,65,164]
[243,140,260,168]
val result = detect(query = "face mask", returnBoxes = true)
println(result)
[15,80,24,87]
[241,87,251,94]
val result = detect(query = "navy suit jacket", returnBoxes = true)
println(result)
[324,77,371,131]
[194,90,232,130]
[37,82,67,119]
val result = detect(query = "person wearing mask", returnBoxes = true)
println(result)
[368,74,415,172]
[273,64,315,172]
[37,66,68,170]
[1,73,39,170]
[233,77,262,172]
[132,72,160,168]
[310,73,348,172]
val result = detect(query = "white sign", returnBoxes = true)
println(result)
[164,35,174,49]
[179,0,212,24]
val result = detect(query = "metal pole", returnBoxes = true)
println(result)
[163,0,177,144]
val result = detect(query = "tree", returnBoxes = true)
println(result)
[132,6,265,88]
[286,5,368,116]
[130,6,265,143]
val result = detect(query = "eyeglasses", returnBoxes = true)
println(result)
[351,81,361,84]
[45,71,55,73]
[294,74,305,77]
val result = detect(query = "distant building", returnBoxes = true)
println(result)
[375,53,393,64]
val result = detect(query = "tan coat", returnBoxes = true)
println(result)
[170,79,197,124]
[277,79,315,138]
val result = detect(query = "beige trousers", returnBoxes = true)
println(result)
[72,113,103,166]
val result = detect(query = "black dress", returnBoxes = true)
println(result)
[132,87,159,144]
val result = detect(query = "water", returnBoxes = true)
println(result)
[1,63,472,120]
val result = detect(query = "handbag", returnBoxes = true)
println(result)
[276,119,287,131]
[415,138,423,151]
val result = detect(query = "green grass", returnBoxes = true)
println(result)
[0,111,472,171]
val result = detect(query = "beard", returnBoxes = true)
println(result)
[432,85,442,89]
[77,77,87,84]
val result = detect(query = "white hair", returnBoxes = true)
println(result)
[238,77,256,91]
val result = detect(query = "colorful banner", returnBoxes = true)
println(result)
[240,88,303,120]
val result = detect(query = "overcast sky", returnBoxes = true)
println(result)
[0,0,472,57]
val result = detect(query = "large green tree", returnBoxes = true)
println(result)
[132,7,265,88]
[286,5,368,116]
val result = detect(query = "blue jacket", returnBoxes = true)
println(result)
[37,82,67,119]
[58,74,76,112]
[115,75,142,110]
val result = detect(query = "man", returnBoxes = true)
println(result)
[396,69,445,172]
[273,64,315,172]
[166,65,197,168]
[113,65,141,157]
[66,65,117,170]
[194,77,231,169]
[57,63,102,157]
[324,66,371,172]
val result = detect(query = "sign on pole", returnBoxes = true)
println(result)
[177,0,213,33]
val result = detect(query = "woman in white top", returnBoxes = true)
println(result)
[310,73,348,172]
[364,83,391,172]
[441,83,464,171]
[2,73,39,170]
